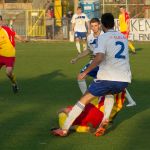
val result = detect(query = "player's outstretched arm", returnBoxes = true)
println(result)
[15,34,29,42]
[70,49,90,64]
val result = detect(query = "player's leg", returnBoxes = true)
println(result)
[109,90,126,122]
[52,80,128,136]
[6,66,19,93]
[126,32,136,54]
[78,64,99,94]
[4,57,18,93]
[0,56,4,70]
[74,32,81,54]
[52,92,96,136]
[78,64,89,94]
[82,40,87,51]
[125,89,136,107]
[95,95,114,136]
[122,31,136,53]
[128,41,136,54]
[82,32,87,51]
[78,79,87,94]
[93,81,128,137]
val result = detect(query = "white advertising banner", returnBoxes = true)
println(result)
[115,19,150,41]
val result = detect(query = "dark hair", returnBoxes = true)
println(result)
[0,15,2,21]
[90,18,100,24]
[101,13,114,29]
[77,6,82,10]
[120,6,125,9]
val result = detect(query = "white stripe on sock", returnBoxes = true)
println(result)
[78,80,87,94]
[62,101,85,130]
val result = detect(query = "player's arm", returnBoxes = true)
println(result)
[15,34,29,42]
[70,49,90,64]
[78,52,104,80]
[126,12,130,33]
[126,18,130,33]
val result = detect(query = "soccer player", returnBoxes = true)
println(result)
[57,91,126,134]
[71,18,102,94]
[0,15,28,93]
[119,6,136,54]
[52,13,131,137]
[71,6,90,54]
[71,18,135,107]
[119,6,136,107]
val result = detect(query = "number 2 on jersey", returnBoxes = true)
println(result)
[115,41,126,59]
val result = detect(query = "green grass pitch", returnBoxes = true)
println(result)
[0,42,150,150]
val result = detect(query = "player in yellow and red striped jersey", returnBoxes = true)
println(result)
[0,15,28,93]
[55,90,126,136]
[119,6,136,54]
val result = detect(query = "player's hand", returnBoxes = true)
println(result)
[77,72,87,80]
[70,58,77,64]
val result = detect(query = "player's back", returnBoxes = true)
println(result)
[0,26,16,57]
[119,12,129,32]
[95,30,131,83]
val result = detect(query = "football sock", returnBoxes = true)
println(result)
[8,74,17,85]
[62,101,85,130]
[128,41,135,52]
[76,41,81,53]
[78,80,87,94]
[83,42,87,51]
[59,112,67,129]
[125,89,136,104]
[102,95,114,122]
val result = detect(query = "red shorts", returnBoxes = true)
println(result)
[121,31,129,39]
[73,103,103,128]
[0,56,15,68]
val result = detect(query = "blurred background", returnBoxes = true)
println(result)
[0,0,149,41]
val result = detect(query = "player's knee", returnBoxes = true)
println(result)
[6,68,13,77]
[76,38,80,42]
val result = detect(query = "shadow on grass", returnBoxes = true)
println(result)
[0,71,150,150]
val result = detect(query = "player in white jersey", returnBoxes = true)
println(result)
[52,13,131,137]
[71,18,102,94]
[71,18,134,108]
[71,6,90,54]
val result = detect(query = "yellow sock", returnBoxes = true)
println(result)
[128,41,135,53]
[9,74,17,85]
[58,112,67,128]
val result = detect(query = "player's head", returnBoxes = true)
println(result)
[119,6,126,13]
[101,13,114,32]
[77,6,82,14]
[90,18,101,33]
[0,15,3,26]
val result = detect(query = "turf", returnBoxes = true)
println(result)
[0,41,150,150]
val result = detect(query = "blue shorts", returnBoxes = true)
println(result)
[75,32,87,40]
[88,80,128,96]
[80,63,99,78]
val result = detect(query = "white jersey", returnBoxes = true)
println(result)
[71,13,89,32]
[87,32,104,62]
[94,30,131,83]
